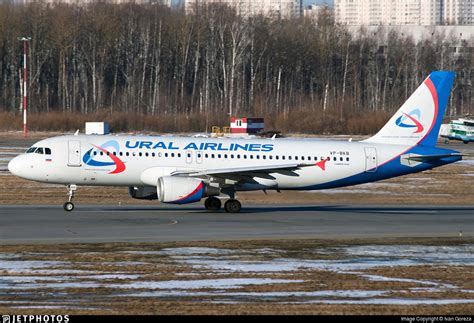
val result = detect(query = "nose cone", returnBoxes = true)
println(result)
[8,156,22,177]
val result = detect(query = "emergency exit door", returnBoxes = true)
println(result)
[68,140,82,167]
[364,147,377,172]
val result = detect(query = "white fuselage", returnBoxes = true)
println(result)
[9,134,412,191]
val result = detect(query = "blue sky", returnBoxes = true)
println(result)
[304,0,333,6]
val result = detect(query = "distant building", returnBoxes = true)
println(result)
[444,0,473,25]
[184,0,303,19]
[304,4,327,22]
[335,0,473,26]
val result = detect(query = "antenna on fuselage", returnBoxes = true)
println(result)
[74,129,79,136]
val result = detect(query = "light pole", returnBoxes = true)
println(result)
[18,36,31,138]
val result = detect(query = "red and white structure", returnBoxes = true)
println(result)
[19,37,31,138]
[230,117,264,134]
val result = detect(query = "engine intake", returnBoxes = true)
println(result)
[157,176,219,204]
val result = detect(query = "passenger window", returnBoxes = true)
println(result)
[36,148,44,154]
[288,156,292,160]
[243,155,247,159]
[205,154,209,158]
[250,155,253,159]
[178,153,181,158]
[45,148,51,155]
[269,156,273,160]
[165,153,168,157]
[333,157,337,161]
[346,157,350,161]
[256,155,260,159]
[171,153,175,158]
[151,152,155,157]
[263,155,266,160]
[295,156,298,161]
[139,152,142,157]
[276,156,279,160]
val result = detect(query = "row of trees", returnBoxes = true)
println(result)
[0,2,472,133]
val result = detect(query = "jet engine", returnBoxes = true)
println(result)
[128,186,158,200]
[157,176,220,204]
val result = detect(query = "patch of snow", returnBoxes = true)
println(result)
[342,245,474,264]
[110,278,303,290]
[157,247,237,256]
[0,260,68,273]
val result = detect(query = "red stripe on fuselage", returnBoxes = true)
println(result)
[92,144,126,174]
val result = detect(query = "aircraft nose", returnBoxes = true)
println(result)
[8,156,21,176]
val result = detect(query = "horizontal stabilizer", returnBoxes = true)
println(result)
[406,153,463,162]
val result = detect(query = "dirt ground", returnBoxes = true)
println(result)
[0,238,473,315]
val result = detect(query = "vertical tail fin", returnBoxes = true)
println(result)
[364,71,455,147]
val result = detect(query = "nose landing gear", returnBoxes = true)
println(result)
[63,184,77,212]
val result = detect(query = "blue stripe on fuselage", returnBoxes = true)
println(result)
[294,145,461,191]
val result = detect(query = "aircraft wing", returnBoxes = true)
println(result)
[170,163,316,180]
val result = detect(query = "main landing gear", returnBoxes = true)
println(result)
[204,197,242,213]
[63,184,77,212]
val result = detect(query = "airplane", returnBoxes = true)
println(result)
[8,71,463,213]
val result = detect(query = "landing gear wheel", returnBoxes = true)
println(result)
[205,197,222,211]
[224,199,241,213]
[64,184,77,212]
[63,202,74,212]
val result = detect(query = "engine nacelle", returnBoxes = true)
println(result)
[128,186,158,200]
[157,176,220,204]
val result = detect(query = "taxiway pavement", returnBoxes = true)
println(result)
[0,204,472,244]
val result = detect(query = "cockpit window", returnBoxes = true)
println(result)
[45,148,51,155]
[36,148,44,154]
[26,147,37,153]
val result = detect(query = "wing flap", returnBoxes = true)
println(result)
[171,163,314,178]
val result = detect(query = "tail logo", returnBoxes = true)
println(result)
[82,140,126,174]
[395,108,424,134]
